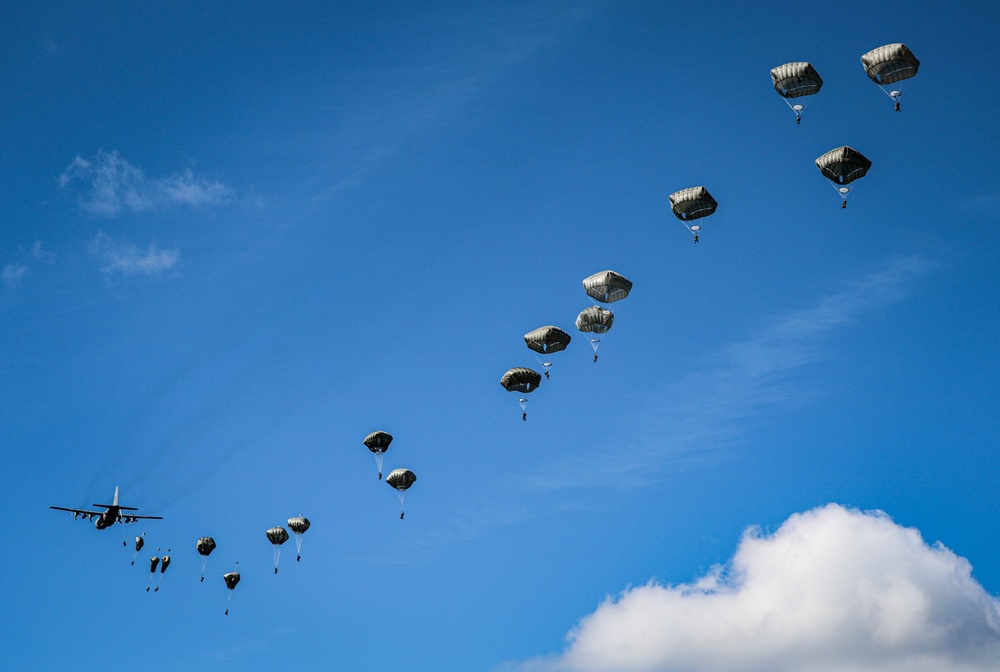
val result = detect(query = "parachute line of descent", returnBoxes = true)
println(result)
[815,146,872,208]
[386,469,416,519]
[770,62,823,124]
[861,43,919,111]
[669,187,717,242]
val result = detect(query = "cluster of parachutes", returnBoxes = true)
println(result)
[501,270,633,420]
[266,516,312,572]
[128,517,311,614]
[672,44,920,241]
[363,430,417,519]
[768,44,919,210]
[772,43,920,124]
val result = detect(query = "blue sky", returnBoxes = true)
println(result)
[2,2,999,671]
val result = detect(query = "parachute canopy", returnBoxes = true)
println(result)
[160,555,171,573]
[524,326,572,355]
[501,367,542,394]
[770,62,823,98]
[288,517,310,535]
[861,43,919,85]
[134,536,144,553]
[669,187,718,222]
[363,431,393,454]
[266,526,289,546]
[815,146,872,185]
[196,537,216,557]
[576,306,614,334]
[583,271,633,304]
[224,571,240,590]
[386,468,417,492]
[149,556,160,573]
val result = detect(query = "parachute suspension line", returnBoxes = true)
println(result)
[397,490,406,519]
[830,183,851,208]
[374,452,385,480]
[589,338,601,362]
[225,562,239,616]
[201,557,209,582]
[295,534,304,562]
[783,98,805,124]
[273,546,281,574]
[533,354,552,380]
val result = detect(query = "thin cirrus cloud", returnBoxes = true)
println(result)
[516,503,1000,672]
[59,150,233,217]
[521,255,936,492]
[3,264,28,288]
[89,232,179,279]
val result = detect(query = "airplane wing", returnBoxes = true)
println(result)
[122,514,163,523]
[50,506,104,516]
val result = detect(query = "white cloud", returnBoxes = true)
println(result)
[518,504,1000,672]
[3,264,28,288]
[59,150,233,216]
[89,232,180,278]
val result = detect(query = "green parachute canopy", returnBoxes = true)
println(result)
[815,146,872,185]
[500,367,542,393]
[583,270,632,304]
[770,62,823,98]
[386,469,417,492]
[266,526,289,546]
[861,43,919,85]
[524,326,571,355]
[363,431,392,454]
[576,306,614,334]
[196,537,216,557]
[669,187,718,222]
[224,571,240,590]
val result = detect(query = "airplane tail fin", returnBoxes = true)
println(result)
[93,487,137,510]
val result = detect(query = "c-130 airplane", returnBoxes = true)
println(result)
[50,487,163,530]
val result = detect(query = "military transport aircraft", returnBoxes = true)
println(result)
[50,487,163,530]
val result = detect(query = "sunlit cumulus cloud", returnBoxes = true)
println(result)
[59,150,233,216]
[89,232,179,278]
[519,504,1000,672]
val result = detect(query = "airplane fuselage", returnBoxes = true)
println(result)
[94,507,120,529]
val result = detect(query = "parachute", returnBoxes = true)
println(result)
[146,553,160,592]
[501,367,542,420]
[669,187,718,242]
[155,552,171,592]
[575,306,614,362]
[364,431,393,480]
[287,516,310,562]
[131,533,144,566]
[770,62,823,124]
[223,563,240,616]
[815,146,872,208]
[385,468,416,520]
[523,326,571,379]
[196,537,217,582]
[266,527,289,574]
[861,43,919,111]
[583,271,632,304]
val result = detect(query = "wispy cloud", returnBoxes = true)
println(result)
[2,241,57,289]
[513,504,1000,672]
[89,232,180,279]
[523,256,937,490]
[3,264,28,288]
[59,150,234,216]
[313,2,597,199]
